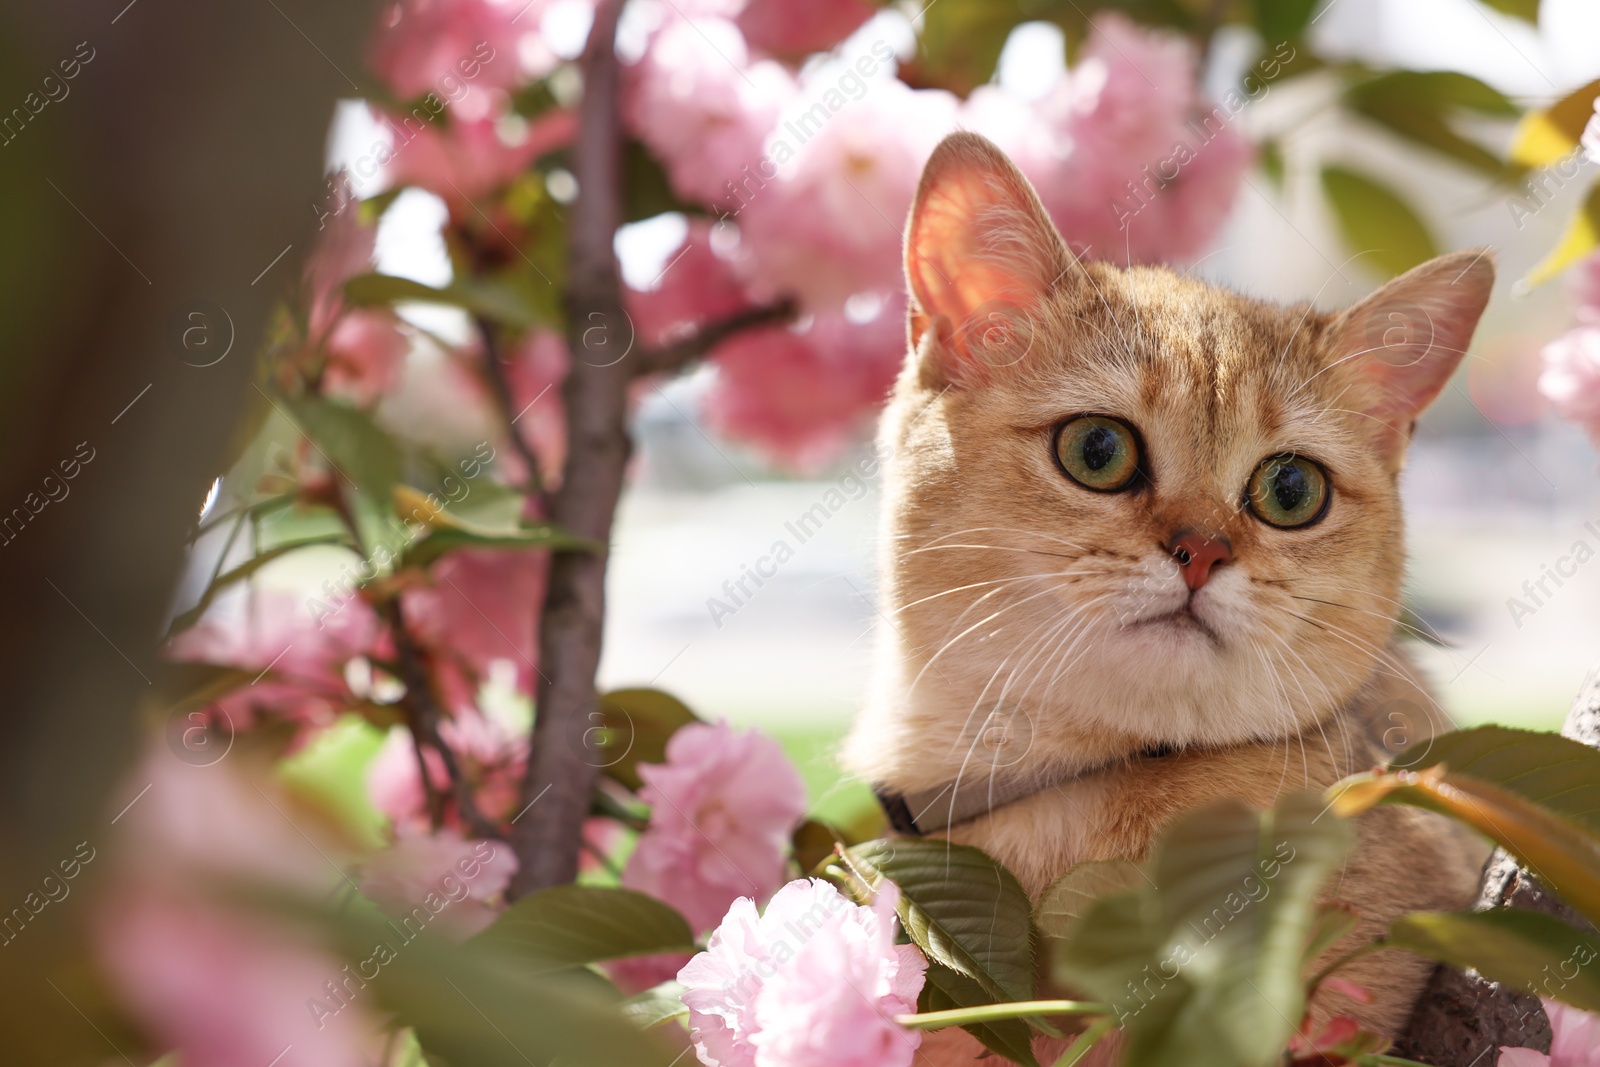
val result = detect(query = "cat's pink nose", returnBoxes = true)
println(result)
[1169,532,1232,591]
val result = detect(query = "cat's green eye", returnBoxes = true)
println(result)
[1054,416,1142,492]
[1246,454,1329,528]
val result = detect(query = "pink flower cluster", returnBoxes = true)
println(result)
[623,9,1249,465]
[623,720,808,933]
[296,198,410,406]
[1540,254,1600,450]
[677,878,928,1067]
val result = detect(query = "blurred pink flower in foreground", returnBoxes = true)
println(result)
[623,721,806,933]
[1500,998,1600,1066]
[677,879,927,1067]
[165,589,378,736]
[369,0,531,100]
[360,826,517,939]
[98,749,380,1067]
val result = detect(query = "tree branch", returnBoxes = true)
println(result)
[509,0,630,897]
[1392,664,1600,1064]
[474,314,549,508]
[629,299,797,379]
[387,599,498,840]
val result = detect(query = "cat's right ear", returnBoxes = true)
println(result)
[905,132,1071,386]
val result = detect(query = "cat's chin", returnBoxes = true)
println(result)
[1120,604,1224,646]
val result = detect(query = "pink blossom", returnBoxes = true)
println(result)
[360,826,517,939]
[165,589,377,735]
[1030,13,1248,264]
[733,78,957,309]
[367,707,530,831]
[622,721,806,933]
[736,0,876,58]
[384,108,576,205]
[1539,326,1600,448]
[369,0,531,101]
[321,309,412,405]
[625,14,797,207]
[677,879,927,1067]
[1500,998,1600,1067]
[401,546,548,707]
[299,192,412,403]
[500,328,570,488]
[627,220,756,350]
[704,294,904,470]
[97,748,381,1067]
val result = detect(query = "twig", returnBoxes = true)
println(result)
[386,599,499,839]
[629,299,797,379]
[473,313,549,508]
[508,0,630,898]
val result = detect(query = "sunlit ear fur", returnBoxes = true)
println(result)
[1323,249,1494,469]
[904,131,1075,388]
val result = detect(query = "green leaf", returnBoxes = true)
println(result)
[1512,77,1600,168]
[597,688,703,791]
[620,982,690,1029]
[839,838,1035,1004]
[1394,724,1600,834]
[1051,793,1354,1067]
[625,140,697,223]
[1330,766,1600,929]
[919,960,1041,1067]
[1387,908,1600,1011]
[1035,859,1144,941]
[793,818,841,876]
[1303,902,1360,971]
[1250,0,1318,43]
[317,896,673,1067]
[1343,70,1517,180]
[343,272,543,329]
[283,394,403,507]
[401,523,598,570]
[1259,138,1285,191]
[1320,167,1438,279]
[1479,0,1539,23]
[474,885,697,967]
[1523,182,1600,290]
[166,534,350,636]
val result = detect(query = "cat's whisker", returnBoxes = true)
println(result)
[905,543,1079,561]
[908,581,1077,697]
[894,571,1073,615]
[1284,592,1446,645]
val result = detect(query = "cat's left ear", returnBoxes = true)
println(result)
[904,132,1073,386]
[1325,249,1494,465]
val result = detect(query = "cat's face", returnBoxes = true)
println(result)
[866,133,1492,765]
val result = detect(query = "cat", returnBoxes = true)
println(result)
[841,131,1493,1062]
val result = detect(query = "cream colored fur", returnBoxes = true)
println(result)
[842,133,1494,1062]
